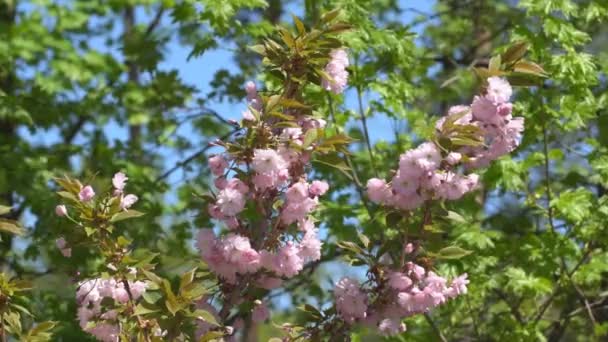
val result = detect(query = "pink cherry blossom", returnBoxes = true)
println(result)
[252,149,287,174]
[112,172,128,192]
[322,49,349,94]
[251,300,270,323]
[486,76,512,104]
[209,155,228,176]
[366,178,391,204]
[55,204,67,217]
[309,180,329,196]
[335,277,367,324]
[119,194,138,210]
[79,185,95,202]
[216,188,246,216]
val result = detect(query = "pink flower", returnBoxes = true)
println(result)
[55,204,67,217]
[263,242,304,277]
[226,178,249,194]
[388,272,413,291]
[497,102,513,116]
[486,77,512,104]
[298,228,322,261]
[446,273,469,298]
[207,204,224,219]
[286,182,309,202]
[79,185,95,202]
[216,188,246,216]
[335,277,367,324]
[252,149,287,174]
[86,323,120,342]
[242,109,255,121]
[322,49,349,94]
[471,95,501,125]
[446,152,462,165]
[209,155,228,176]
[252,173,277,190]
[112,172,128,192]
[414,142,441,171]
[56,237,72,257]
[366,178,391,204]
[245,81,257,101]
[251,300,270,323]
[281,197,318,224]
[120,194,138,210]
[129,281,148,300]
[378,318,406,336]
[309,180,329,196]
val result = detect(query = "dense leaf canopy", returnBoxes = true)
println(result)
[0,0,607,341]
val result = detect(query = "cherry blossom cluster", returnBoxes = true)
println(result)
[334,250,468,336]
[197,78,332,331]
[366,76,523,210]
[54,172,139,220]
[321,49,349,94]
[76,276,148,342]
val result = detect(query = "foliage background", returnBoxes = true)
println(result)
[0,0,607,340]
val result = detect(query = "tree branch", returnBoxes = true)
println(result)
[144,6,165,38]
[155,128,241,183]
[424,312,448,342]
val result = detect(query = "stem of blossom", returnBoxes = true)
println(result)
[122,278,150,342]
[424,312,448,342]
[354,56,378,177]
[326,94,373,216]
[0,304,5,342]
[533,245,593,324]
[541,121,594,325]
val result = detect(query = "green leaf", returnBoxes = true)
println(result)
[489,55,502,71]
[192,309,220,326]
[302,128,319,148]
[512,60,548,77]
[551,188,593,224]
[134,303,159,316]
[501,41,528,64]
[321,9,341,23]
[27,321,57,337]
[299,304,324,320]
[198,331,225,342]
[110,210,145,223]
[292,14,305,35]
[436,246,472,259]
[446,211,466,224]
[84,226,96,237]
[0,219,25,236]
[56,191,77,202]
[165,297,182,316]
[179,268,197,292]
[248,44,266,56]
[357,232,370,249]
[0,205,11,215]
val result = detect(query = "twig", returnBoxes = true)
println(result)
[495,290,525,324]
[326,95,372,216]
[144,6,165,38]
[354,56,377,177]
[533,247,593,324]
[424,312,448,342]
[155,128,241,183]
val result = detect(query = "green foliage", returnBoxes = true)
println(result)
[0,0,607,340]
